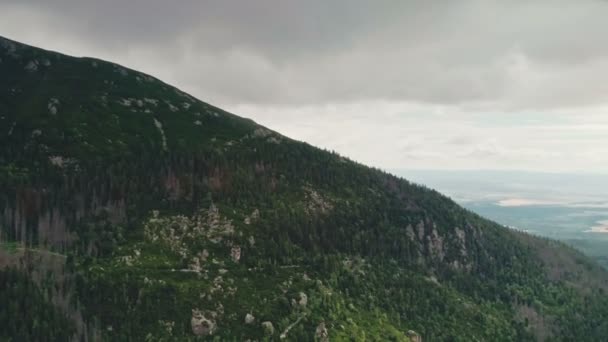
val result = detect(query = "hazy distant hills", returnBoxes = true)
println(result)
[2,35,608,341]
[396,169,608,269]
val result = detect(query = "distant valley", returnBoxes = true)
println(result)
[396,170,608,268]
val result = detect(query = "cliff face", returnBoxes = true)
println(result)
[2,36,608,341]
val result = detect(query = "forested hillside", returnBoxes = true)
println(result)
[1,35,608,341]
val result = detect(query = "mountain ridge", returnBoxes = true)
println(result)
[1,35,608,341]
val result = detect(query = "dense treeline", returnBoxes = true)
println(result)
[0,266,74,341]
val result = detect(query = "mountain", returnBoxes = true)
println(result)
[1,35,608,341]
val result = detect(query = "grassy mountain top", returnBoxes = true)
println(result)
[1,35,608,341]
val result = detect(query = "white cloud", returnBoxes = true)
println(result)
[228,101,608,172]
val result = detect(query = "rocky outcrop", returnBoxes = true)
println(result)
[407,330,422,342]
[427,226,445,261]
[189,249,209,273]
[245,313,255,324]
[406,224,416,241]
[416,221,425,240]
[230,246,241,263]
[159,320,175,335]
[243,209,260,225]
[303,186,333,214]
[293,292,307,309]
[262,321,275,336]
[47,98,59,115]
[454,227,467,257]
[144,204,235,258]
[191,309,217,336]
[315,322,329,342]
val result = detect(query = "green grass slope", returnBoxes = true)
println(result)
[1,35,608,341]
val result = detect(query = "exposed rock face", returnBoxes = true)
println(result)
[48,156,71,167]
[454,227,467,257]
[315,322,329,342]
[159,320,175,335]
[245,313,255,324]
[189,249,210,273]
[252,127,273,138]
[144,205,235,259]
[416,221,425,240]
[153,118,168,151]
[230,246,241,263]
[191,309,217,336]
[298,292,308,308]
[427,226,445,261]
[24,60,38,72]
[407,330,422,342]
[262,321,275,335]
[243,209,260,225]
[303,186,333,214]
[48,98,59,115]
[406,224,416,241]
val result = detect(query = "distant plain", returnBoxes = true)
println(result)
[396,170,608,268]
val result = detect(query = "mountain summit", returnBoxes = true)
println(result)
[1,35,608,341]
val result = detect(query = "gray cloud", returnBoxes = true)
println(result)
[3,0,608,108]
[2,1,608,172]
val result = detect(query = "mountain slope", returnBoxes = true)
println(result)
[1,35,608,341]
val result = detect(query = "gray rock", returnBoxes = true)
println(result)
[315,322,329,342]
[25,60,38,72]
[298,292,308,308]
[245,313,255,324]
[231,246,241,262]
[261,321,274,335]
[407,330,422,342]
[191,309,217,336]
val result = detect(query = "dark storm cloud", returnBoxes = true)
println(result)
[2,0,608,108]
[9,1,420,55]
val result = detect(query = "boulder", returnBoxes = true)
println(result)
[191,309,217,336]
[407,330,422,342]
[231,246,241,262]
[315,322,329,342]
[298,292,308,308]
[261,321,274,335]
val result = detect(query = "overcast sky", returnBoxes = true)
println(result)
[2,0,608,173]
